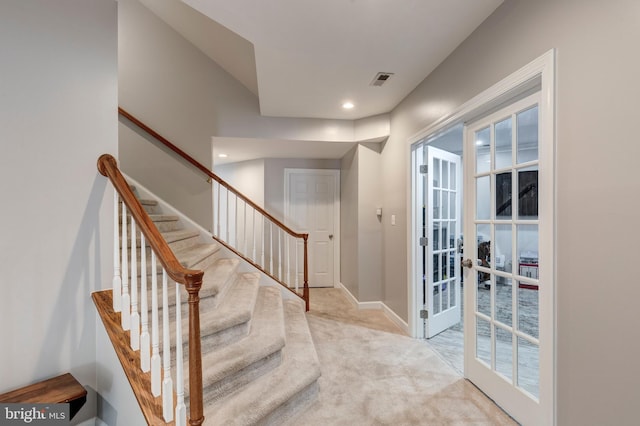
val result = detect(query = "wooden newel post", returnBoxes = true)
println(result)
[303,234,309,312]
[186,273,205,426]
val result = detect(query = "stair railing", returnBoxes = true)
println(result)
[119,107,310,310]
[98,154,204,426]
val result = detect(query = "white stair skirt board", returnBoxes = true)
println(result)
[338,283,409,334]
[106,175,321,425]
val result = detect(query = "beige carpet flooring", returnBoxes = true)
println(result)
[294,288,517,425]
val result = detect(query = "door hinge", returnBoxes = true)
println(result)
[419,165,428,174]
[420,309,429,319]
[419,237,428,246]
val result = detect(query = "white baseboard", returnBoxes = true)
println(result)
[337,283,409,334]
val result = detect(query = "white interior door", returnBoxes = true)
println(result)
[419,146,462,338]
[285,169,339,288]
[464,93,551,425]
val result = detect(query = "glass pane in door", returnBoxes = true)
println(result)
[518,337,539,398]
[476,176,491,220]
[517,106,538,164]
[476,317,492,366]
[495,326,513,381]
[476,127,491,173]
[495,117,513,170]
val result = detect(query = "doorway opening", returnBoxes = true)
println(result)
[412,124,466,373]
[408,50,555,425]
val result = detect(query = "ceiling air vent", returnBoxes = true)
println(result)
[370,72,394,87]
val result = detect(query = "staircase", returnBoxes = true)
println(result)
[94,177,321,425]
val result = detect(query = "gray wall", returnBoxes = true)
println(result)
[340,144,383,302]
[215,159,266,208]
[0,0,118,423]
[357,145,383,301]
[118,0,223,229]
[340,147,359,297]
[381,0,640,424]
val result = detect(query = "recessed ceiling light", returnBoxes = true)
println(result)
[218,153,228,158]
[342,102,354,109]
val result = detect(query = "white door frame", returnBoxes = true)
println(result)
[407,49,555,425]
[284,168,341,288]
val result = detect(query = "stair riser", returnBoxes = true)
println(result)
[124,234,199,251]
[149,314,250,362]
[204,351,282,404]
[200,322,250,353]
[189,250,218,272]
[153,220,180,232]
[258,381,320,426]
[167,235,201,252]
[118,217,180,232]
[123,235,203,261]
[118,199,159,214]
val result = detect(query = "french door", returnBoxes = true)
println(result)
[413,145,462,338]
[464,92,551,425]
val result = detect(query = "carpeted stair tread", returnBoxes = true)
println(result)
[128,229,200,249]
[149,214,180,232]
[138,198,157,206]
[119,213,177,222]
[187,286,285,401]
[134,242,220,279]
[118,198,158,213]
[148,214,178,222]
[166,272,260,349]
[161,229,199,243]
[198,272,260,336]
[198,258,240,301]
[173,243,220,269]
[205,298,321,425]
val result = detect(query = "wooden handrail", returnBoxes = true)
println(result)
[118,107,305,239]
[118,107,310,309]
[97,154,205,426]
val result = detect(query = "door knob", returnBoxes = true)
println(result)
[329,234,334,240]
[461,258,473,269]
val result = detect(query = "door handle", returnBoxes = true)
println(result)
[461,258,473,269]
[329,234,334,240]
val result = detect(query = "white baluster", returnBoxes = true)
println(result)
[140,234,150,372]
[226,189,230,244]
[241,201,245,254]
[252,208,257,262]
[269,222,274,274]
[150,251,161,397]
[121,202,130,330]
[130,220,140,350]
[286,235,291,287]
[162,270,174,422]
[235,194,238,248]
[295,239,300,292]
[278,229,282,280]
[175,283,186,426]
[216,183,221,238]
[261,217,265,269]
[113,191,122,312]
